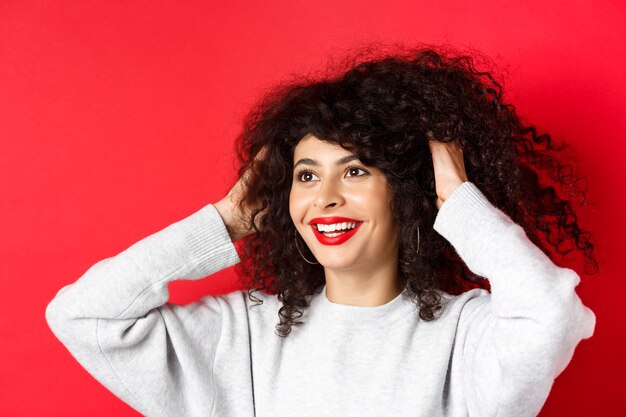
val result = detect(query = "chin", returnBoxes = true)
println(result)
[316,255,360,270]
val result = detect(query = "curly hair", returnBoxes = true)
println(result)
[228,43,599,338]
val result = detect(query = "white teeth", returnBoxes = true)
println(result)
[316,222,358,232]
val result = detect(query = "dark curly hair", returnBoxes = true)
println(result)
[228,43,599,338]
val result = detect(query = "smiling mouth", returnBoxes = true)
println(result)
[313,222,363,236]
[310,222,364,245]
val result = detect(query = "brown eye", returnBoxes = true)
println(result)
[346,166,368,177]
[296,170,318,182]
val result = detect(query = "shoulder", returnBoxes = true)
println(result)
[435,287,492,320]
[208,288,282,318]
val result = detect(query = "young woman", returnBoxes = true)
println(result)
[46,45,597,417]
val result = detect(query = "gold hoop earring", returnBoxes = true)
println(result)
[294,229,319,264]
[416,225,420,256]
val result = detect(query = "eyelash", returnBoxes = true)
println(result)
[295,165,369,183]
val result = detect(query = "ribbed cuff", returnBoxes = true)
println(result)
[180,204,241,278]
[433,181,511,239]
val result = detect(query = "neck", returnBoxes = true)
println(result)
[323,249,401,307]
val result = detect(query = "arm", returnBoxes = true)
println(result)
[45,204,240,416]
[433,182,596,417]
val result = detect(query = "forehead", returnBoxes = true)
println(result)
[293,135,352,160]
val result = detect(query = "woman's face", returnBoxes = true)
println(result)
[289,134,398,271]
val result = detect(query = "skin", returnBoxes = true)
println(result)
[289,135,401,307]
[428,139,468,211]
[214,136,468,306]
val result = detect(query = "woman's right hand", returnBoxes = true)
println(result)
[213,148,267,242]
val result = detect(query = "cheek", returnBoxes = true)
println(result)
[366,189,396,233]
[357,185,393,213]
[288,189,306,223]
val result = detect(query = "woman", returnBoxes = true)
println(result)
[46,45,597,417]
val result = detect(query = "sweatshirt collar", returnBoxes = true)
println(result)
[312,283,416,329]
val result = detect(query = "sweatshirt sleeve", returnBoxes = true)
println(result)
[433,182,596,417]
[45,203,241,416]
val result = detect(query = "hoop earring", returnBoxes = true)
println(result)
[294,229,319,264]
[415,225,420,256]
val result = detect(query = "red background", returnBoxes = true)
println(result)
[1,0,623,415]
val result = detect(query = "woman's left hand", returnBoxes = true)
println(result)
[428,139,469,210]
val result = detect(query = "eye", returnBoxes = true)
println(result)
[296,169,318,182]
[294,165,369,183]
[346,165,368,177]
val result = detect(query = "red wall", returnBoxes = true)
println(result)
[1,0,622,415]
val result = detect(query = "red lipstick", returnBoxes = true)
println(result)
[309,217,363,246]
[309,216,362,224]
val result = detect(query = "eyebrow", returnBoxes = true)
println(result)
[293,155,359,169]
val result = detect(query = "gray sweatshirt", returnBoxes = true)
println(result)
[45,181,596,417]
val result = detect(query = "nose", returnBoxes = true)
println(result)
[314,178,345,209]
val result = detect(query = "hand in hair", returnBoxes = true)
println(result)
[428,139,468,210]
[214,147,268,242]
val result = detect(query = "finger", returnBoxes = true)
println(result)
[428,139,442,150]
